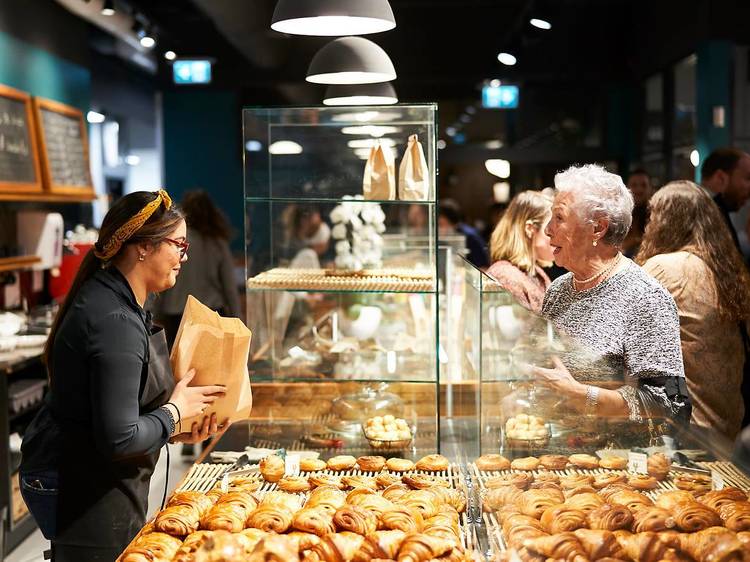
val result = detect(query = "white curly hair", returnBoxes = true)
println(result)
[553,164,634,246]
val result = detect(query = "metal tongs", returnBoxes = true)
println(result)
[672,451,711,475]
[217,454,255,492]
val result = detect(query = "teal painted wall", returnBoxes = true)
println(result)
[695,40,732,182]
[606,85,638,175]
[162,90,244,251]
[0,30,90,110]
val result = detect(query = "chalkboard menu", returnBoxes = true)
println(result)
[33,97,93,196]
[0,85,41,193]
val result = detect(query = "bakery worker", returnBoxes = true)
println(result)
[19,190,228,561]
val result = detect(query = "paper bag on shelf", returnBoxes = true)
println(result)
[398,134,429,201]
[170,295,253,429]
[363,141,395,200]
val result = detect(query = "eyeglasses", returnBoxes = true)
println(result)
[164,238,189,259]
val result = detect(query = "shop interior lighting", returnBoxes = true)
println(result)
[346,138,396,149]
[139,28,156,49]
[497,52,517,66]
[307,37,396,84]
[245,140,263,152]
[353,148,372,160]
[437,139,447,150]
[466,106,477,115]
[485,139,504,149]
[690,149,700,167]
[485,159,511,178]
[269,140,303,155]
[101,0,115,16]
[340,125,399,137]
[445,127,457,137]
[271,0,396,36]
[324,82,397,105]
[529,18,552,30]
[86,110,106,124]
[490,79,501,88]
[164,50,177,61]
[459,114,471,124]
[125,154,141,166]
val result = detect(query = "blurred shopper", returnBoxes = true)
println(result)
[487,191,554,312]
[537,164,690,428]
[438,198,489,268]
[701,147,750,250]
[637,181,750,440]
[154,190,240,347]
[621,168,654,257]
[481,202,508,242]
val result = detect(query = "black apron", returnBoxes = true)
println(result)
[53,326,175,561]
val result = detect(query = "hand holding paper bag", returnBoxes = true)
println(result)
[170,295,253,431]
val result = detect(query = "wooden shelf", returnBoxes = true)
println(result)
[0,255,40,273]
[0,191,96,203]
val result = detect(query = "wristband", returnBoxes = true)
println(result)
[585,385,600,416]
[160,405,176,436]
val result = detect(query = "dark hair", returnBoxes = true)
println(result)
[181,189,233,240]
[44,191,184,376]
[701,148,745,180]
[439,198,463,225]
[636,180,750,322]
[628,168,649,179]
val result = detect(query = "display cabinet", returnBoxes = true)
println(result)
[243,105,442,457]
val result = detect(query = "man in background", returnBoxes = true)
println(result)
[438,199,490,268]
[701,147,750,250]
[622,168,654,257]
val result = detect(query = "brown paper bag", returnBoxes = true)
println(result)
[363,141,395,200]
[170,295,253,429]
[398,134,429,201]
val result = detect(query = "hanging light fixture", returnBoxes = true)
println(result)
[101,0,115,16]
[307,37,396,84]
[323,82,397,105]
[271,0,395,36]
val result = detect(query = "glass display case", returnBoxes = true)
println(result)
[243,104,441,457]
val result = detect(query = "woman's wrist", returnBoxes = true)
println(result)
[161,403,181,436]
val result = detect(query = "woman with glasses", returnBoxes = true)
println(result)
[20,190,227,561]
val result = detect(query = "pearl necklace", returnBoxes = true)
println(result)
[573,252,622,291]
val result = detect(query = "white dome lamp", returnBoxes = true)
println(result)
[324,82,398,105]
[271,0,396,36]
[307,37,396,84]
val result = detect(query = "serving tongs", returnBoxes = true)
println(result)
[671,451,711,476]
[217,453,255,491]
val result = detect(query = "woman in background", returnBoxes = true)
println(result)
[637,181,750,440]
[487,190,554,313]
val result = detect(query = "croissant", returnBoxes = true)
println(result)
[309,474,344,490]
[608,490,654,512]
[247,504,294,533]
[120,531,182,562]
[240,528,270,550]
[503,517,547,551]
[286,531,321,554]
[200,503,247,532]
[352,530,407,562]
[376,473,400,489]
[516,489,566,519]
[572,529,626,560]
[333,505,378,536]
[259,454,285,483]
[291,507,336,536]
[719,501,750,532]
[614,530,672,562]
[677,526,750,562]
[402,474,449,490]
[560,474,595,490]
[346,488,376,504]
[396,532,455,562]
[305,485,347,514]
[592,473,627,490]
[342,475,378,491]
[247,534,301,562]
[173,530,221,562]
[380,505,424,533]
[168,491,216,514]
[502,513,544,537]
[647,452,671,480]
[190,530,253,559]
[483,486,524,511]
[522,532,589,562]
[485,473,534,490]
[348,493,395,519]
[382,483,411,502]
[217,490,259,512]
[225,477,261,494]
[305,531,365,562]
[398,490,440,519]
[430,487,467,513]
[672,501,722,532]
[655,490,696,511]
[631,506,676,532]
[564,486,598,499]
[278,476,313,493]
[259,491,304,512]
[736,530,750,548]
[530,481,563,493]
[587,503,633,531]
[564,492,605,514]
[540,505,588,534]
[700,488,749,512]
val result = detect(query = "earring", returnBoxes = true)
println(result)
[138,254,146,261]
[592,240,598,247]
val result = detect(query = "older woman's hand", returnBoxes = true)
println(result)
[531,356,587,398]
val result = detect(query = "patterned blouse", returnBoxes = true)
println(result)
[542,259,691,424]
[486,260,551,313]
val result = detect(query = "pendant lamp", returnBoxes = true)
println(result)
[323,82,397,105]
[271,0,395,36]
[307,37,396,85]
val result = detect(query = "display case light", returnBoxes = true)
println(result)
[307,37,396,85]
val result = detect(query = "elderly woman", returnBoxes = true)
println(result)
[535,164,690,426]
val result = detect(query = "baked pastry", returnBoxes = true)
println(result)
[475,454,511,471]
[598,455,628,470]
[564,485,598,499]
[364,415,412,442]
[718,501,750,531]
[258,491,303,512]
[120,532,182,562]
[608,490,654,512]
[483,486,524,512]
[346,488,376,504]
[225,477,261,493]
[530,480,563,492]
[593,473,627,489]
[239,528,269,550]
[516,489,565,519]
[510,457,540,471]
[502,514,545,550]
[430,487,466,513]
[674,473,712,493]
[300,458,327,472]
[646,452,671,480]
[631,506,677,532]
[386,458,415,472]
[285,530,321,553]
[540,504,588,534]
[381,483,411,502]
[246,504,294,533]
[677,527,748,562]
[537,454,568,470]
[354,529,407,561]
[415,454,449,472]
[485,473,533,490]
[327,455,357,471]
[333,505,378,536]
[305,486,347,513]
[535,472,561,484]
[277,476,312,493]
[217,490,258,512]
[380,505,424,533]
[200,503,247,532]
[699,488,748,511]
[395,532,455,561]
[655,490,697,511]
[737,530,750,547]
[259,454,285,483]
[347,493,394,518]
[305,531,366,562]
[291,507,336,536]
[568,453,600,469]
[505,413,549,441]
[308,474,344,489]
[402,474,449,490]
[154,504,200,536]
[614,530,672,562]
[167,491,215,514]
[587,503,633,531]
[628,474,659,490]
[522,531,588,562]
[597,483,635,501]
[672,501,722,532]
[376,472,400,488]
[341,475,378,490]
[399,489,440,519]
[573,528,627,560]
[356,455,386,472]
[564,492,605,514]
[560,474,595,490]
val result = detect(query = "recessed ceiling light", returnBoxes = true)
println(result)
[101,0,115,16]
[497,52,517,66]
[269,140,303,155]
[271,0,396,36]
[485,159,511,178]
[86,110,105,123]
[530,18,552,30]
[245,140,263,152]
[307,37,396,84]
[437,139,447,150]
[490,79,501,88]
[164,50,177,61]
[690,149,700,167]
[445,127,456,137]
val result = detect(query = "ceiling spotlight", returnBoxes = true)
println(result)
[490,79,501,88]
[140,29,156,49]
[530,18,552,30]
[497,52,517,66]
[269,140,303,155]
[324,82,397,105]
[125,154,141,166]
[485,159,511,178]
[307,37,396,84]
[86,110,105,124]
[164,50,177,61]
[245,140,263,152]
[690,149,700,167]
[271,0,396,36]
[445,127,456,137]
[101,0,115,16]
[437,139,447,150]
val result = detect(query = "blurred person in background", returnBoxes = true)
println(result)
[481,201,508,243]
[621,168,654,257]
[153,190,240,348]
[487,191,554,313]
[701,147,750,251]
[638,181,750,440]
[438,198,489,268]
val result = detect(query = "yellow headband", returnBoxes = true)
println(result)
[94,189,173,261]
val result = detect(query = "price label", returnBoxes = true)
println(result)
[285,455,300,476]
[628,452,648,474]
[712,470,724,490]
